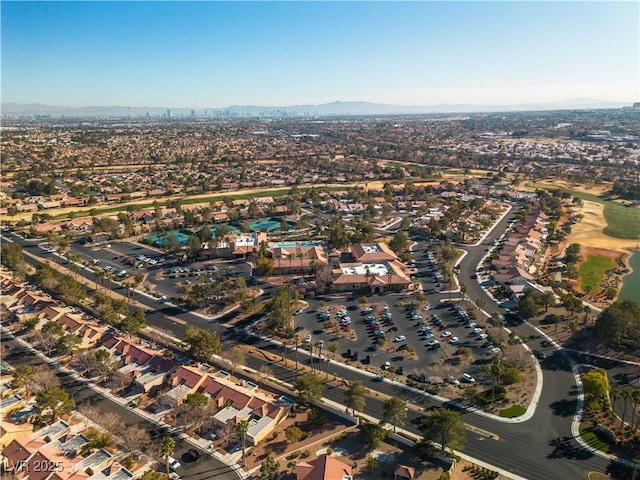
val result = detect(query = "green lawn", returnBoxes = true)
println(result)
[579,255,616,293]
[535,185,640,240]
[499,405,526,418]
[580,427,611,453]
[49,185,348,221]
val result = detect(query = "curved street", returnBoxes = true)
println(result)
[1,213,632,480]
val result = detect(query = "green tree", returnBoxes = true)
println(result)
[344,380,367,416]
[388,231,409,254]
[293,373,324,405]
[360,423,386,452]
[36,386,74,422]
[10,365,35,397]
[594,300,640,347]
[160,436,175,478]
[365,454,379,473]
[183,326,221,361]
[484,357,507,400]
[266,287,295,335]
[42,321,64,337]
[186,235,203,262]
[306,407,326,427]
[255,256,274,278]
[184,392,209,407]
[138,471,166,480]
[259,454,280,480]
[419,408,466,453]
[381,397,407,433]
[120,308,147,337]
[56,333,82,356]
[582,368,610,409]
[1,243,26,273]
[285,425,304,443]
[80,429,114,455]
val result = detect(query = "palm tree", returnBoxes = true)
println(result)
[160,436,175,478]
[66,253,81,279]
[629,388,640,433]
[297,249,305,277]
[94,270,105,291]
[621,387,633,428]
[287,253,295,280]
[237,419,249,466]
[365,455,379,473]
[610,386,621,418]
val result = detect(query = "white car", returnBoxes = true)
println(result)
[293,309,304,316]
[427,339,440,347]
[449,336,459,344]
[446,376,460,386]
[462,373,476,383]
[423,305,431,311]
[383,361,391,370]
[472,327,483,335]
[394,335,406,342]
[490,347,502,355]
[303,335,312,343]
[440,331,452,338]
[167,457,181,471]
[478,333,488,340]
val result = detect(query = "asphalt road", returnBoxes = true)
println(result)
[0,332,242,480]
[2,226,633,480]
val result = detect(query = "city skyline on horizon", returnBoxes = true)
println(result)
[2,1,638,108]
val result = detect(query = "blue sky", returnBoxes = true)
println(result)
[2,1,638,107]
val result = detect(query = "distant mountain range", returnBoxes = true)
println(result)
[1,99,633,118]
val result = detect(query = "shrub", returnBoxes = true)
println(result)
[326,447,333,456]
[300,450,310,459]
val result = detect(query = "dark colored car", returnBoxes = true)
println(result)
[184,449,201,462]
[352,351,359,361]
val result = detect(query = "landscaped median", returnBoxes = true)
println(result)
[579,426,612,454]
[498,405,526,419]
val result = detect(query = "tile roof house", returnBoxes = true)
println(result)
[350,243,398,263]
[295,455,353,480]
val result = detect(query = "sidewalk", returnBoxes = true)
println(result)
[1,326,249,480]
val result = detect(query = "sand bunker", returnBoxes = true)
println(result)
[569,200,637,255]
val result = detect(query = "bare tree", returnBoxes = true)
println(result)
[77,404,101,429]
[104,371,131,392]
[219,345,246,378]
[217,421,239,450]
[33,331,59,356]
[31,368,59,393]
[257,365,273,387]
[101,412,125,434]
[76,352,99,377]
[120,425,151,455]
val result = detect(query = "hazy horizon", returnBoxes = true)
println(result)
[2,1,638,108]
